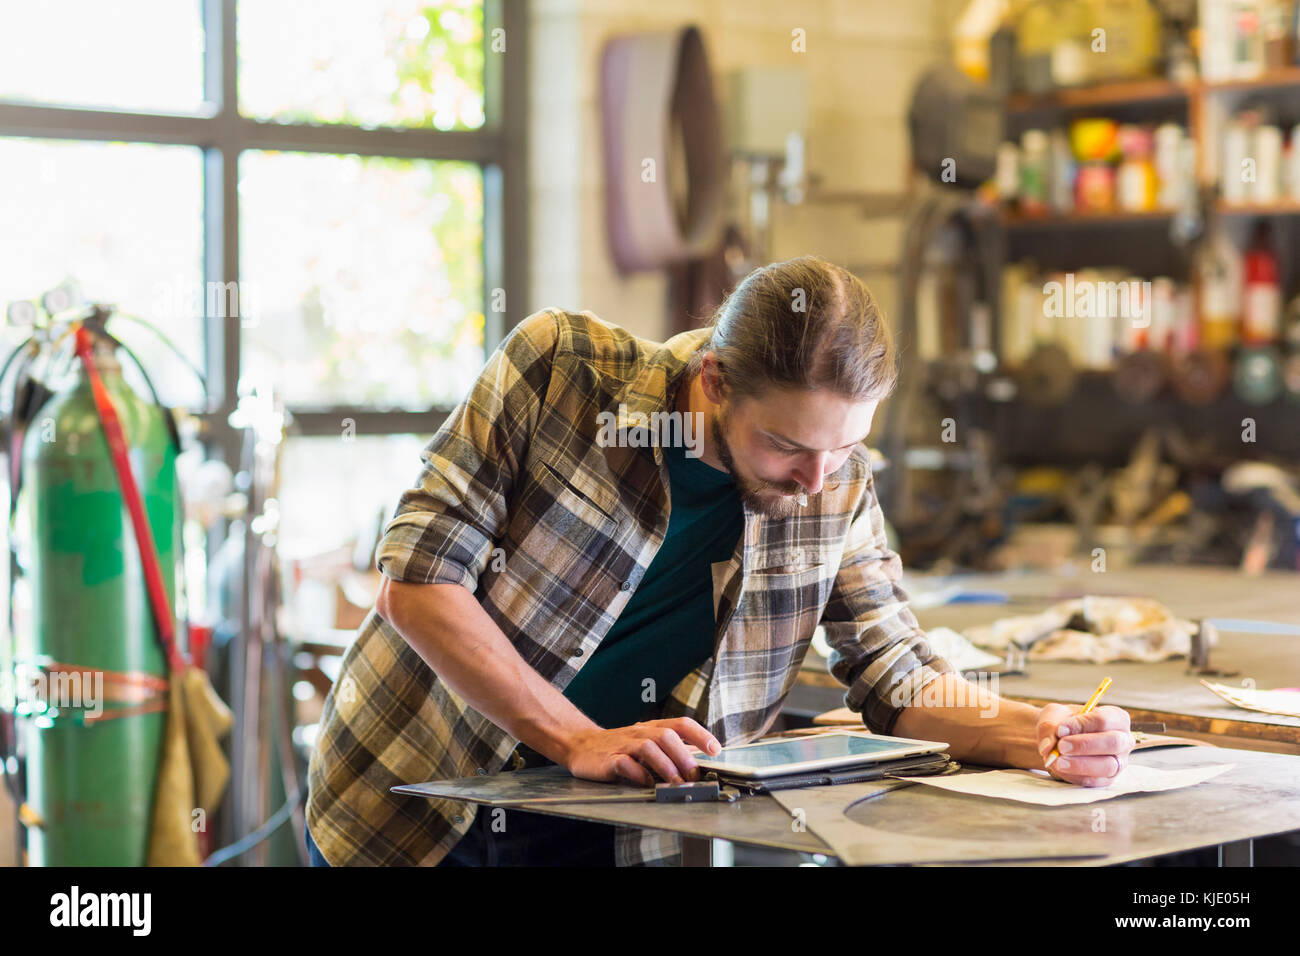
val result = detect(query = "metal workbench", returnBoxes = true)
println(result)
[797,564,1300,752]
[397,744,1300,866]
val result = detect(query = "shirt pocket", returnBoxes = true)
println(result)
[743,562,833,634]
[509,461,621,570]
[493,461,626,631]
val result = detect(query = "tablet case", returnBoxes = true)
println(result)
[705,751,957,794]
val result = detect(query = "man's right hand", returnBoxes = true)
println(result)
[563,718,723,786]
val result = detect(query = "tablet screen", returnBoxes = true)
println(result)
[696,733,923,771]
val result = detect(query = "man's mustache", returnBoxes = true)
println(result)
[757,480,804,495]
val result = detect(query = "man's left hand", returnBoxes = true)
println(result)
[1036,703,1135,787]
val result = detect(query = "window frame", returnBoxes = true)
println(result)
[0,0,528,465]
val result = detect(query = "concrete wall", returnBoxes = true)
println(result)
[528,0,965,341]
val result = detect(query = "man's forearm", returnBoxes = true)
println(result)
[891,673,1044,769]
[377,579,598,765]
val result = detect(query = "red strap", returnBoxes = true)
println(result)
[73,326,187,674]
[82,699,169,725]
[36,661,169,701]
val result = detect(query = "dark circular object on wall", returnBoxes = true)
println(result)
[1017,343,1077,406]
[1170,348,1231,405]
[600,26,728,273]
[1112,350,1167,404]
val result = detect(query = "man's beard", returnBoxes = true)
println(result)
[711,409,805,519]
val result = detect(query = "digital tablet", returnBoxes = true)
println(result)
[691,731,949,780]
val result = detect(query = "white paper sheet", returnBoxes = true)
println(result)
[1201,680,1300,719]
[893,762,1235,806]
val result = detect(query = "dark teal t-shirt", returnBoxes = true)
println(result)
[562,441,744,728]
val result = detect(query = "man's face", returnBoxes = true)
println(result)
[711,385,878,519]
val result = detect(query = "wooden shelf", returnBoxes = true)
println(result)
[1216,200,1300,217]
[1000,208,1175,229]
[1202,66,1300,92]
[1007,78,1192,113]
[1006,67,1300,113]
[1002,201,1300,227]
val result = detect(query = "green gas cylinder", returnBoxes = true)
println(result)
[17,337,178,865]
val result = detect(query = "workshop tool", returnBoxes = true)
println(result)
[1222,461,1300,571]
[14,310,180,866]
[1044,675,1111,768]
[908,66,1003,188]
[600,25,726,273]
[72,324,233,866]
[1190,619,1216,670]
[1109,429,1175,526]
[1063,462,1109,553]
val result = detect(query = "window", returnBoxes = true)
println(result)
[238,150,484,409]
[238,0,485,129]
[0,0,525,474]
[0,1,206,113]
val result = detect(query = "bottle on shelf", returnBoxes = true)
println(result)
[1117,124,1158,212]
[1154,123,1185,209]
[1149,276,1178,351]
[1235,219,1285,404]
[1200,0,1268,80]
[1048,128,1076,212]
[1251,123,1284,204]
[1242,220,1282,344]
[1263,0,1295,69]
[1075,162,1117,212]
[1234,196,1287,406]
[996,140,1021,207]
[1286,123,1300,201]
[1019,129,1051,215]
[1049,0,1090,87]
[1221,114,1252,206]
[1195,218,1244,350]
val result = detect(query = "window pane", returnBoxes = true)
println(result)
[0,138,205,408]
[276,434,428,635]
[238,150,484,409]
[238,0,485,130]
[0,1,204,113]
[277,434,428,559]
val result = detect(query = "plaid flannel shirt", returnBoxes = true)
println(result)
[306,308,953,866]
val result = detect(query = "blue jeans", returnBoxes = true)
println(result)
[305,811,616,867]
[305,825,331,867]
[439,806,616,866]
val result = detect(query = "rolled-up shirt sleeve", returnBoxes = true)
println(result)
[820,463,954,735]
[375,309,560,593]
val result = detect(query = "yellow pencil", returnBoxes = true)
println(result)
[1044,676,1112,769]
